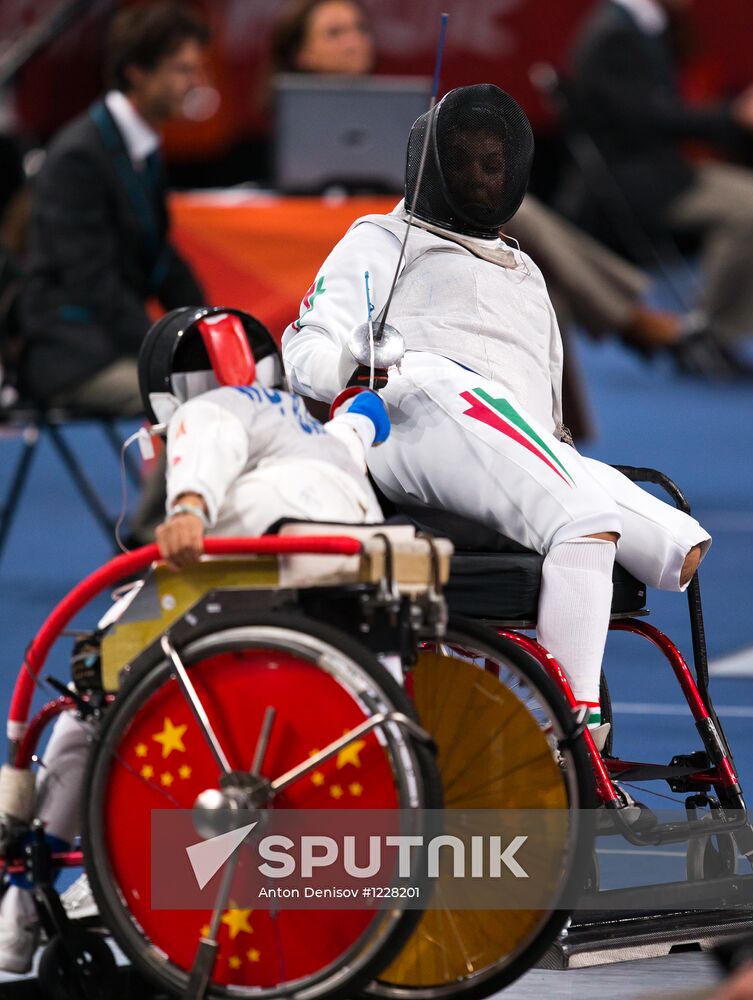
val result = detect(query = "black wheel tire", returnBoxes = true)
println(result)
[365,617,596,1000]
[37,930,117,1000]
[82,610,442,1000]
[687,832,737,881]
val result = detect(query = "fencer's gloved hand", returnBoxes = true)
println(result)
[336,342,389,392]
[330,387,390,445]
[346,364,389,391]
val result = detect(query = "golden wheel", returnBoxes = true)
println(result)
[367,618,594,1000]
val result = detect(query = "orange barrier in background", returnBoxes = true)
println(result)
[171,193,396,341]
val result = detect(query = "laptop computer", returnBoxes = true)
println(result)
[273,74,432,194]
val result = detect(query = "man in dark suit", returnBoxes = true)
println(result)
[569,0,753,368]
[19,1,208,413]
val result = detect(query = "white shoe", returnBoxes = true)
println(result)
[0,886,39,975]
[61,873,99,921]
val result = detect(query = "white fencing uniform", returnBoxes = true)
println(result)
[43,387,382,855]
[166,384,383,531]
[33,386,381,847]
[282,205,710,592]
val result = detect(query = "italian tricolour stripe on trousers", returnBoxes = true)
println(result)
[460,387,575,487]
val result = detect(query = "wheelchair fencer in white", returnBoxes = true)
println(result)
[282,83,711,745]
[0,306,392,973]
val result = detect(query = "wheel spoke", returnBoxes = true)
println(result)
[186,849,243,998]
[160,635,232,776]
[269,711,429,797]
[251,706,276,774]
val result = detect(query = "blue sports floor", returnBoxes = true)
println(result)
[0,331,751,993]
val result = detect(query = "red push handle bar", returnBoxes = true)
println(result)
[8,536,362,732]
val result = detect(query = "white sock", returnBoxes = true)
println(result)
[537,538,616,707]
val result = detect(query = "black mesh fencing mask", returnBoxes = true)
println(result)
[405,84,534,238]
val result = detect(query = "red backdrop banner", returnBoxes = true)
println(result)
[8,1,752,157]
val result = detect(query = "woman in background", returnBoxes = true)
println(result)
[270,0,375,77]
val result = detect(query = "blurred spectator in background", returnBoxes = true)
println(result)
[270,0,375,77]
[17,1,207,416]
[569,0,753,377]
[266,0,707,438]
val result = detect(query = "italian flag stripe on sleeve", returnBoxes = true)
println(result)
[292,275,326,331]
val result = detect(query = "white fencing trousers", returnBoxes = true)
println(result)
[35,708,96,847]
[212,458,383,536]
[0,711,95,938]
[369,353,710,591]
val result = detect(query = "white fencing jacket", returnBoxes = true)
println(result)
[282,203,564,432]
[165,385,382,533]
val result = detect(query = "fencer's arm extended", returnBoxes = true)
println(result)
[155,490,208,571]
[324,389,390,468]
[282,221,405,403]
[165,396,249,527]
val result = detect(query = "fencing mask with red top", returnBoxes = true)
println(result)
[138,306,283,425]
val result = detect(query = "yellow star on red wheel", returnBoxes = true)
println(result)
[221,909,253,940]
[178,765,192,780]
[228,955,242,970]
[247,948,260,962]
[140,765,154,780]
[152,717,187,758]
[135,742,148,758]
[336,735,366,769]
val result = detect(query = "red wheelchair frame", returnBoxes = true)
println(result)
[490,464,750,854]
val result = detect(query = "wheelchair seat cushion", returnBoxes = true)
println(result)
[389,503,531,553]
[395,502,647,620]
[446,550,647,621]
[272,514,647,621]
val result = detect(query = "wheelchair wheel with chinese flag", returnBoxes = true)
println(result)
[367,618,594,1000]
[82,611,442,999]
